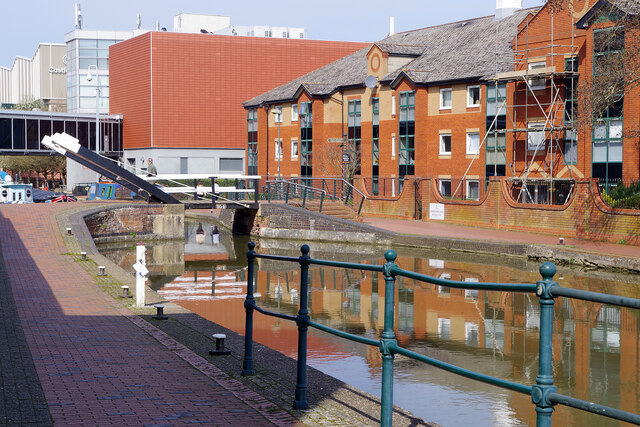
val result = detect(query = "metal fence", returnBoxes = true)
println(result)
[242,242,640,427]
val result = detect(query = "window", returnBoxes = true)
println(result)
[438,318,451,339]
[348,99,362,175]
[291,104,298,122]
[528,61,546,91]
[372,98,380,195]
[440,88,452,109]
[391,95,396,116]
[220,158,243,172]
[528,122,546,151]
[274,105,282,123]
[283,32,289,38]
[291,138,299,158]
[247,109,258,175]
[486,83,507,177]
[439,179,451,198]
[275,139,282,159]
[391,135,396,157]
[466,180,479,200]
[300,101,313,178]
[467,85,480,107]
[466,132,480,155]
[440,133,451,155]
[398,92,415,182]
[564,129,577,165]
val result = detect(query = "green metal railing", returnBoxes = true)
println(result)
[262,180,327,212]
[264,177,367,215]
[241,242,640,426]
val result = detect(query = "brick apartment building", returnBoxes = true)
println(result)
[244,0,639,203]
[108,32,367,175]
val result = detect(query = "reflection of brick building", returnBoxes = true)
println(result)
[245,0,639,202]
[109,32,367,175]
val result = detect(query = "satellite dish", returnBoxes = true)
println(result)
[365,75,378,89]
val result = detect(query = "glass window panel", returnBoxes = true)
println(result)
[79,58,96,69]
[487,100,496,116]
[564,140,577,164]
[467,133,480,154]
[97,40,116,48]
[97,59,108,69]
[80,86,96,96]
[609,120,623,138]
[496,150,506,165]
[79,39,97,48]
[408,107,414,121]
[53,120,64,134]
[80,97,96,109]
[487,85,496,99]
[609,140,623,162]
[13,119,25,149]
[594,122,607,139]
[79,48,97,58]
[64,121,76,137]
[399,108,407,121]
[497,133,506,148]
[0,118,11,149]
[97,49,109,58]
[593,140,608,162]
[497,84,507,98]
[39,120,51,143]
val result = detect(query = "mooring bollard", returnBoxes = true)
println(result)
[81,252,87,261]
[152,304,168,320]
[66,227,73,236]
[98,266,106,276]
[209,334,231,356]
[120,285,132,298]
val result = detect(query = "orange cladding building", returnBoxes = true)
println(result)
[109,32,367,175]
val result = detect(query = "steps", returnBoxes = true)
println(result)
[291,198,362,222]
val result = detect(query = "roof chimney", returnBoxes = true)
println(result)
[495,0,522,20]
[389,16,395,36]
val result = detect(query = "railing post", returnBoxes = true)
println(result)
[210,176,217,209]
[242,241,257,376]
[294,244,311,409]
[319,192,324,213]
[302,187,307,209]
[285,182,290,203]
[253,178,259,205]
[533,262,558,427]
[380,249,398,427]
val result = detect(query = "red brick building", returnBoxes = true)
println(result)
[245,0,639,203]
[108,32,367,175]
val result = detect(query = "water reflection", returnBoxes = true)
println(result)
[97,221,640,427]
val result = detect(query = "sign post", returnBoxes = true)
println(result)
[133,242,149,307]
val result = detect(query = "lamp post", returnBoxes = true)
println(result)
[270,107,282,179]
[86,65,100,153]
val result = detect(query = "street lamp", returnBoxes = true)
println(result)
[86,65,100,153]
[270,107,282,179]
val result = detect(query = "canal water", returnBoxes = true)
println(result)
[97,220,640,427]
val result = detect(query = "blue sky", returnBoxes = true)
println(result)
[1,0,544,68]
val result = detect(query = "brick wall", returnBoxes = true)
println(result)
[420,177,640,245]
[84,205,184,240]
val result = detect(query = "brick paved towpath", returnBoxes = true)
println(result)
[0,203,294,426]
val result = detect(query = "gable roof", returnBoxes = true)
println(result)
[576,0,640,29]
[244,8,535,108]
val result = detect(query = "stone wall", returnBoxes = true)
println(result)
[84,204,184,241]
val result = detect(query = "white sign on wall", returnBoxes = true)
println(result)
[429,203,445,220]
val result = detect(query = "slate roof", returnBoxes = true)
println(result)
[244,8,536,108]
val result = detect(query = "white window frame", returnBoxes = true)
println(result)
[467,85,480,107]
[391,95,396,116]
[466,179,480,200]
[291,104,298,122]
[291,138,298,159]
[439,133,452,155]
[275,138,283,160]
[440,88,452,109]
[274,105,283,123]
[439,179,451,198]
[466,132,480,155]
[528,61,546,91]
[528,122,546,151]
[391,134,396,157]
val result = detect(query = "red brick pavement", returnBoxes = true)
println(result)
[0,204,286,426]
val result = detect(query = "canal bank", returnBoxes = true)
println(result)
[195,202,640,273]
[48,205,435,426]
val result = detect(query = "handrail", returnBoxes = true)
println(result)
[282,177,368,215]
[263,180,326,212]
[242,242,640,427]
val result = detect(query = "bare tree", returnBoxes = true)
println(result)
[315,141,361,181]
[546,0,640,136]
